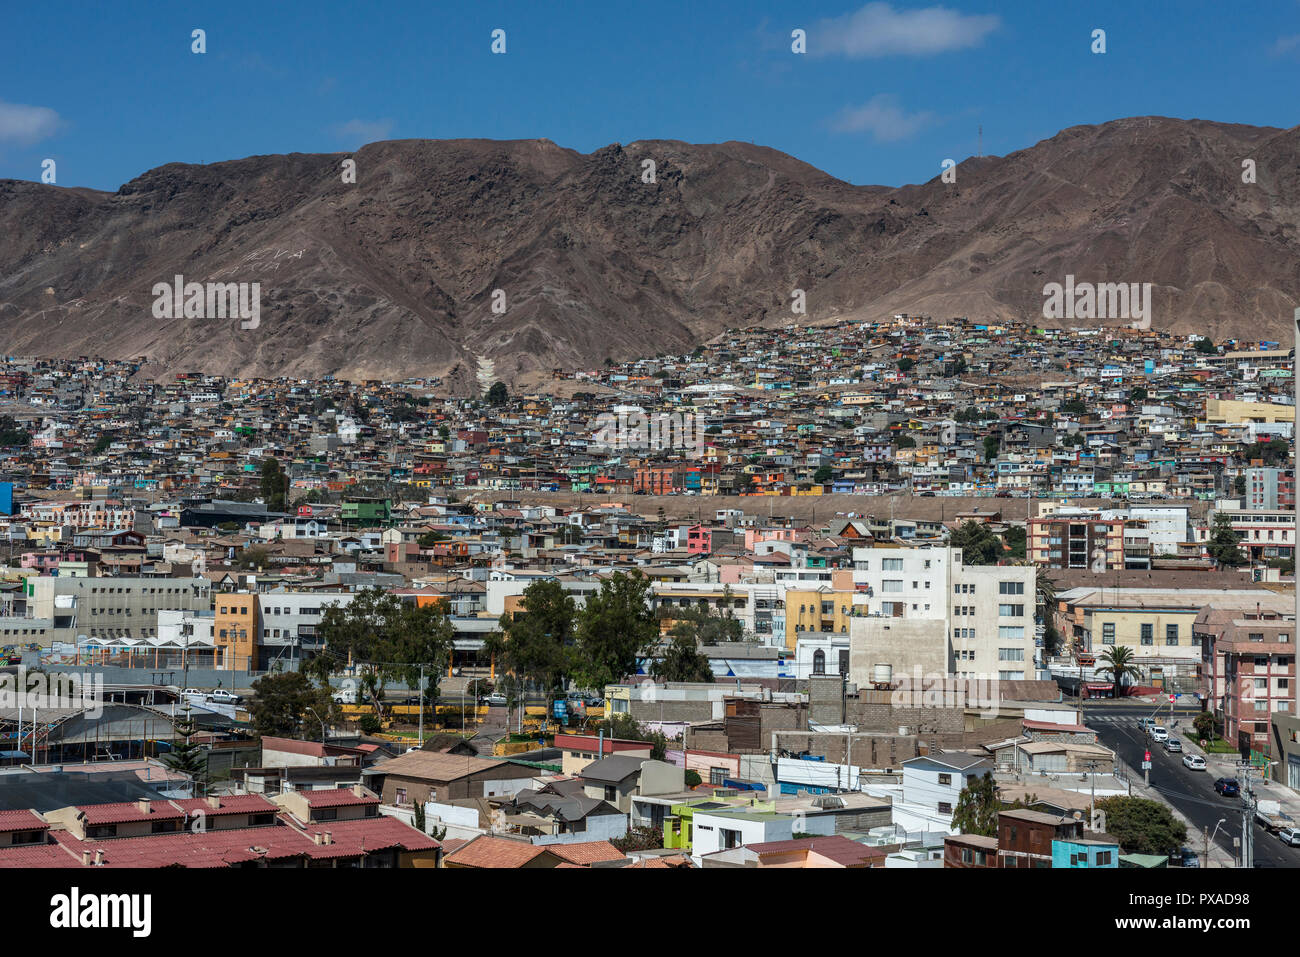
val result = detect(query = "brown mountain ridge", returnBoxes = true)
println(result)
[1,116,1296,387]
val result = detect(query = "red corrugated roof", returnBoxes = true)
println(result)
[0,809,47,834]
[546,840,625,866]
[171,794,279,817]
[79,800,185,826]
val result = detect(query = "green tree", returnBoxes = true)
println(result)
[592,713,670,760]
[684,770,702,788]
[486,381,509,406]
[611,826,664,852]
[234,546,270,570]
[1206,513,1245,567]
[1193,711,1217,742]
[92,435,114,455]
[161,704,207,786]
[897,357,915,373]
[1059,398,1087,416]
[651,631,714,683]
[260,457,288,511]
[813,465,834,485]
[484,579,577,699]
[574,571,659,689]
[1095,796,1187,856]
[949,521,1002,565]
[1193,337,1217,355]
[1097,645,1141,697]
[1003,526,1026,560]
[951,772,1000,836]
[306,587,456,701]
[1130,387,1148,403]
[248,671,334,739]
[983,434,1000,461]
[1234,475,1246,496]
[895,435,916,449]
[0,415,30,447]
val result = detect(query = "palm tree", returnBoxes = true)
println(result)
[1034,565,1057,611]
[1097,645,1141,698]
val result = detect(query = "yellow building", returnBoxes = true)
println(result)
[783,587,855,652]
[1203,399,1293,425]
[215,594,258,671]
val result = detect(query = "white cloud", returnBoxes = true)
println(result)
[0,100,61,145]
[812,2,999,58]
[331,119,395,145]
[1272,34,1300,56]
[832,95,936,141]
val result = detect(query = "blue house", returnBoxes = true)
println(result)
[1052,838,1119,868]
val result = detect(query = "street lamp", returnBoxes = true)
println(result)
[306,707,326,745]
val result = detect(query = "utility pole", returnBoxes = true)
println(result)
[418,664,425,745]
[1239,761,1254,868]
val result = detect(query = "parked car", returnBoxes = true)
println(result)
[483,692,508,707]
[1150,725,1169,742]
[1170,848,1199,868]
[1164,737,1183,753]
[331,688,358,705]
[1277,827,1300,848]
[1139,717,1156,732]
[1214,777,1240,797]
[180,688,206,698]
[205,690,241,705]
[1182,754,1207,770]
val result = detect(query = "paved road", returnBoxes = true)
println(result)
[1084,700,1300,868]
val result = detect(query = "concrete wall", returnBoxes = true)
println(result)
[850,617,948,689]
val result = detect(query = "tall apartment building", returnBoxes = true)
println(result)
[1245,467,1295,511]
[1196,606,1295,755]
[845,546,1036,683]
[1027,517,1129,570]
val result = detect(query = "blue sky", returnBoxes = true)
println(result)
[2,1,1297,191]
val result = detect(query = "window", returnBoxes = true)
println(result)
[999,604,1024,617]
[999,581,1025,595]
[938,773,952,786]
[604,786,617,801]
[938,802,952,814]
[394,788,407,806]
[1102,623,1116,645]
[998,626,1025,640]
[882,558,903,571]
[999,648,1025,661]
[1097,851,1112,866]
[813,650,825,674]
[315,808,338,821]
[710,767,726,786]
[1141,624,1154,646]
[1166,624,1179,646]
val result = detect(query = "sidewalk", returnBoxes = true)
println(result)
[1180,735,1300,815]
[1114,750,1237,868]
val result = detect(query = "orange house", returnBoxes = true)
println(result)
[215,595,258,671]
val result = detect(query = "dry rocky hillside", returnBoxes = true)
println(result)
[1,117,1296,387]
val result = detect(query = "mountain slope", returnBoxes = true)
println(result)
[1,117,1296,386]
